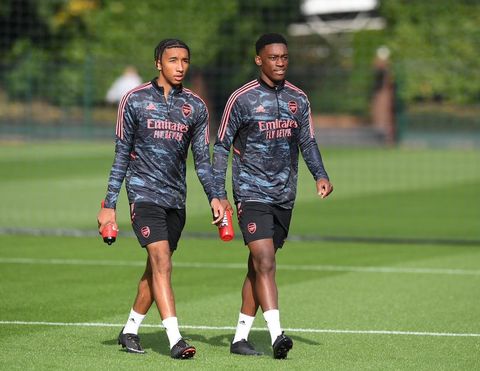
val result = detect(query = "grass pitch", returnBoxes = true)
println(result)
[0,141,479,369]
[0,142,478,241]
[1,235,479,370]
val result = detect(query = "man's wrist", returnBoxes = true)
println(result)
[210,192,227,201]
[103,200,116,209]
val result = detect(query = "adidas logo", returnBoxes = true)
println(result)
[129,318,136,323]
[146,103,156,110]
[255,105,266,113]
[239,320,246,325]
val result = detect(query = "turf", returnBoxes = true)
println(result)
[0,142,478,242]
[0,141,479,369]
[0,235,479,369]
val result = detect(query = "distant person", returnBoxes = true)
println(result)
[105,65,142,104]
[213,33,333,359]
[97,39,224,359]
[370,46,396,144]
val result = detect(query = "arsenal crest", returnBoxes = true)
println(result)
[141,226,150,238]
[288,100,298,114]
[182,103,192,118]
[247,222,256,234]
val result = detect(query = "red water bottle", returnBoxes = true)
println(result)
[102,223,118,245]
[218,211,234,241]
[100,200,117,245]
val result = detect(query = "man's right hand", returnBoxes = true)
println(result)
[97,206,117,235]
[210,198,225,225]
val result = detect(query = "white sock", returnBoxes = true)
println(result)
[233,313,255,343]
[123,308,146,335]
[162,316,182,349]
[263,309,282,345]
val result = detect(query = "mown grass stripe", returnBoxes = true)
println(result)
[0,257,479,276]
[1,227,479,246]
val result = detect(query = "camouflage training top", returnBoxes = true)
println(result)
[103,78,217,209]
[213,78,329,209]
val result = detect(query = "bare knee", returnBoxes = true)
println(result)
[249,240,276,276]
[150,256,172,275]
[257,258,275,275]
[251,252,275,276]
[147,242,172,276]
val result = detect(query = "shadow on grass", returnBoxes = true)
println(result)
[102,329,321,357]
[102,330,171,357]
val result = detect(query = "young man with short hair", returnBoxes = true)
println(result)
[213,33,333,359]
[97,38,224,359]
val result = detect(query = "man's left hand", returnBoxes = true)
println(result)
[316,178,333,199]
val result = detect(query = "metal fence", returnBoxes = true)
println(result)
[1,1,479,147]
[0,1,478,243]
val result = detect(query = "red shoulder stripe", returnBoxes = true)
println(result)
[115,82,151,140]
[218,80,259,141]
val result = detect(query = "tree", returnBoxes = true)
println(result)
[1,0,300,112]
[1,0,98,105]
[380,0,480,104]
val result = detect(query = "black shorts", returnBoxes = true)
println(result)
[237,201,292,249]
[130,202,185,250]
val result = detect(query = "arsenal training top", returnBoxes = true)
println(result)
[213,78,329,209]
[104,78,217,209]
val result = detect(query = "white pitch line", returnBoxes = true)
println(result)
[0,257,479,276]
[0,320,479,338]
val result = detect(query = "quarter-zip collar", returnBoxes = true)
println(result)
[258,77,285,92]
[150,77,183,96]
[258,77,284,118]
[150,77,182,118]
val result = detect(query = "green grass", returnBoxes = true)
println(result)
[1,235,479,369]
[0,141,479,369]
[0,142,478,241]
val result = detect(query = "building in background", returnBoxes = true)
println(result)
[290,0,384,36]
[288,0,394,146]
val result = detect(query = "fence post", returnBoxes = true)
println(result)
[393,62,406,144]
[83,53,94,136]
